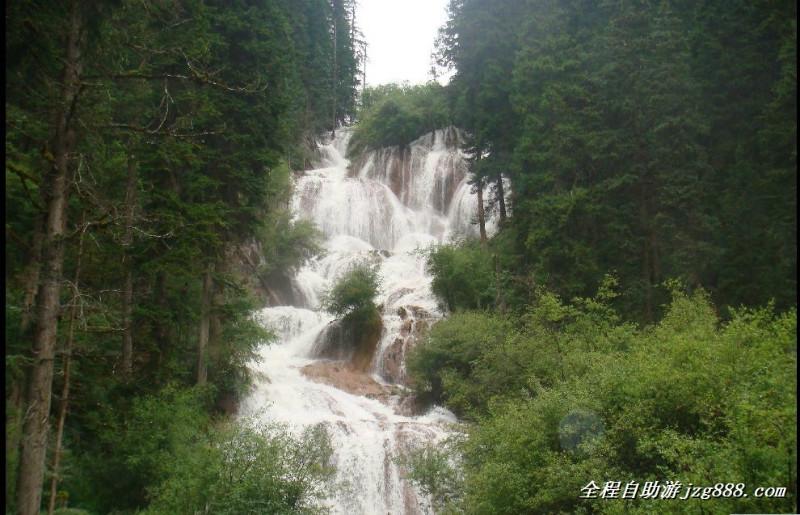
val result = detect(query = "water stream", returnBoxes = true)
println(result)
[239,127,495,514]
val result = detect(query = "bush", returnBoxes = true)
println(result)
[400,437,465,514]
[321,262,380,322]
[406,312,511,418]
[415,287,797,514]
[144,420,334,515]
[427,241,496,312]
[63,385,212,513]
[62,385,335,515]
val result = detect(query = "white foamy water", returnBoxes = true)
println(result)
[239,127,501,514]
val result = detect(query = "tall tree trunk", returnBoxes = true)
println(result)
[20,221,45,334]
[8,219,45,505]
[197,265,213,385]
[47,213,86,515]
[496,173,507,224]
[153,271,169,377]
[477,178,487,246]
[361,41,367,101]
[121,154,137,378]
[494,253,506,313]
[16,2,84,513]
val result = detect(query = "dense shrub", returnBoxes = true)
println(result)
[145,420,334,514]
[406,312,511,418]
[427,241,496,312]
[64,385,213,512]
[322,261,380,322]
[348,83,453,156]
[63,385,335,514]
[408,286,797,513]
[400,438,466,515]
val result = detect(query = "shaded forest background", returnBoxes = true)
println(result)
[6,0,360,513]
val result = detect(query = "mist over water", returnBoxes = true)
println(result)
[239,127,497,514]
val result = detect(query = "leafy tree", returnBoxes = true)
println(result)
[348,82,453,156]
[322,261,380,322]
[406,311,511,417]
[435,0,796,320]
[427,241,495,312]
[5,0,360,512]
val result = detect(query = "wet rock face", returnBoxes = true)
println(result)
[310,312,383,372]
[380,305,434,385]
[387,148,413,200]
[300,361,424,417]
[301,361,390,400]
[345,126,468,217]
[381,337,407,385]
[395,393,425,417]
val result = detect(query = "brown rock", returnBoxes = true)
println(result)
[381,337,406,384]
[301,361,393,402]
[310,313,383,372]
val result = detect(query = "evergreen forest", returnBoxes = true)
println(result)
[5,0,797,514]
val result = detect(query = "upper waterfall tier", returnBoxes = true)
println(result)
[292,126,495,252]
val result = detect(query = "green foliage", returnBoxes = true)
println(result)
[400,437,465,514]
[348,82,453,156]
[427,241,495,312]
[145,420,334,515]
[209,291,276,400]
[437,0,796,320]
[64,385,212,513]
[407,311,512,418]
[256,214,323,278]
[61,385,334,514]
[411,287,797,513]
[5,0,360,512]
[322,261,380,322]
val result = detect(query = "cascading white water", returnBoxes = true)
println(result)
[239,127,500,514]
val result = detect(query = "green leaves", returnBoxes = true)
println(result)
[438,0,796,320]
[5,1,362,512]
[414,288,796,513]
[321,261,380,321]
[349,83,453,156]
[145,419,334,515]
[427,241,496,312]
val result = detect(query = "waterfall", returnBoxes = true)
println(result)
[239,127,499,514]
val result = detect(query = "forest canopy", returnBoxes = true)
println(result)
[4,0,796,513]
[6,0,361,513]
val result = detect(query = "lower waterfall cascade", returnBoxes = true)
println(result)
[239,127,501,514]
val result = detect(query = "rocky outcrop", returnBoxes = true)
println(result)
[228,238,298,306]
[311,311,383,372]
[300,361,424,416]
[379,305,435,386]
[301,361,393,401]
